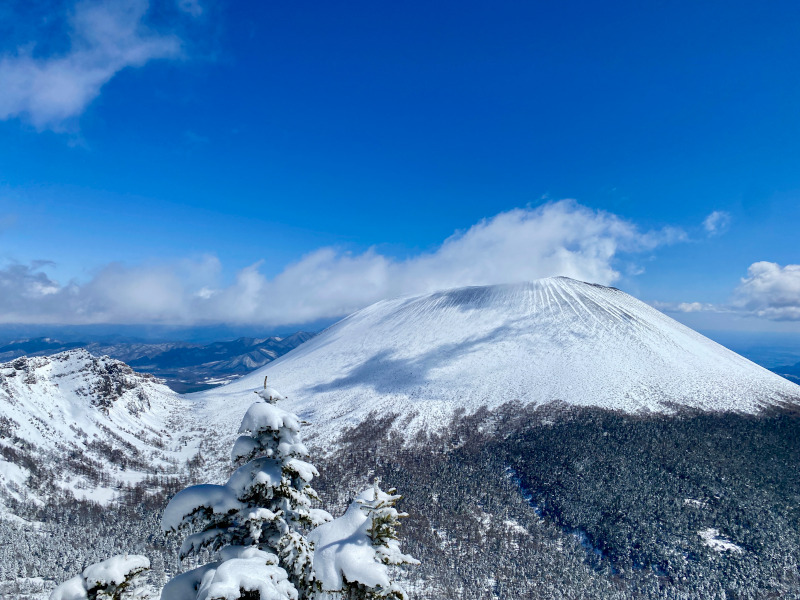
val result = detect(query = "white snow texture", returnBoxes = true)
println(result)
[309,487,393,591]
[161,547,296,600]
[0,349,193,508]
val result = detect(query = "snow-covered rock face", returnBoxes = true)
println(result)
[0,349,193,509]
[1,350,157,414]
[203,277,800,445]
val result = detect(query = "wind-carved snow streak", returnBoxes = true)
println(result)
[198,277,800,448]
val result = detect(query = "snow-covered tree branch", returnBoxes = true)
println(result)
[50,555,150,600]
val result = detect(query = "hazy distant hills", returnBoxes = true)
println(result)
[771,362,800,384]
[0,332,314,392]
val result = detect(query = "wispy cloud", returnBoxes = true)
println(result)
[703,210,732,236]
[0,201,686,326]
[0,0,182,130]
[651,301,721,314]
[177,0,204,17]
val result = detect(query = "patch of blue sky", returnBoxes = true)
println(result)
[0,0,798,335]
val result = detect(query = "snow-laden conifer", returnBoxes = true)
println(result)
[50,555,150,600]
[162,546,296,600]
[162,380,332,600]
[309,480,419,600]
[361,480,419,574]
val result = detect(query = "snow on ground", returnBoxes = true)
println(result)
[699,528,744,553]
[503,519,530,536]
[0,459,28,502]
[196,277,800,447]
[0,350,184,457]
[0,350,201,509]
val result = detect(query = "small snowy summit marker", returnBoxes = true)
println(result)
[161,379,418,600]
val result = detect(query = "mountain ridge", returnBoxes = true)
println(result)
[0,349,194,509]
[199,277,800,445]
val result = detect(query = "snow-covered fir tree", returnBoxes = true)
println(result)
[50,554,150,600]
[161,381,332,599]
[310,480,419,600]
[161,379,417,600]
[361,480,420,596]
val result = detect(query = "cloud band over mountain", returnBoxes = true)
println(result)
[0,201,685,326]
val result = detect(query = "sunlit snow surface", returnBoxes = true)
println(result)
[199,277,800,446]
[3,278,799,513]
[0,349,197,507]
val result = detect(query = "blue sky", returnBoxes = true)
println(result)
[0,0,799,335]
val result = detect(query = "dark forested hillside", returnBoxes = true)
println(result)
[314,404,800,599]
[3,404,799,599]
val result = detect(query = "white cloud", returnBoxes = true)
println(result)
[650,300,731,313]
[650,301,721,314]
[0,0,181,130]
[0,201,686,326]
[677,302,709,313]
[653,261,800,322]
[732,262,800,321]
[703,210,731,236]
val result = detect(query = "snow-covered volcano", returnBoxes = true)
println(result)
[4,278,798,508]
[202,277,800,443]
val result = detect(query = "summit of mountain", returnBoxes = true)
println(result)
[203,277,800,443]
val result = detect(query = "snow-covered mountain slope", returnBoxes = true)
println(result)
[200,277,800,445]
[0,350,194,510]
[3,278,798,510]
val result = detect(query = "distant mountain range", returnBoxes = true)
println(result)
[0,332,314,393]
